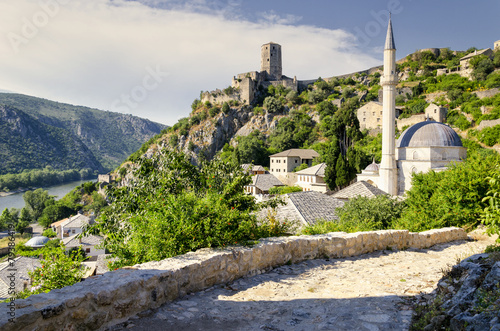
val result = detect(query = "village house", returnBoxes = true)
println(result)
[63,234,105,257]
[295,163,329,193]
[269,149,319,185]
[244,173,284,195]
[459,48,493,78]
[241,164,266,175]
[51,213,92,239]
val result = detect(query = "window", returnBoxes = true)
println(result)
[85,248,90,253]
[284,160,286,163]
[363,111,366,116]
[380,111,382,115]
[434,109,437,113]
[377,118,380,122]
[363,118,366,122]
[372,112,375,116]
[271,159,274,163]
[72,229,75,234]
[295,160,298,163]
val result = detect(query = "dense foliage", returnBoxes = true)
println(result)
[395,150,499,232]
[482,165,500,239]
[15,244,86,299]
[89,149,289,268]
[301,195,405,235]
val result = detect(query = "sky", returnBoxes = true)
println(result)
[0,0,499,125]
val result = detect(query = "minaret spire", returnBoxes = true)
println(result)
[379,16,398,195]
[384,14,396,50]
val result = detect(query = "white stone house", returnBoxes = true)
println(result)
[459,48,493,78]
[63,234,105,257]
[295,163,329,193]
[51,214,92,239]
[269,149,319,184]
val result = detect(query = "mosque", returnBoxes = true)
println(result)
[356,18,467,195]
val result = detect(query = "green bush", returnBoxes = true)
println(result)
[268,186,303,195]
[42,228,57,238]
[263,96,283,113]
[88,149,289,268]
[222,102,230,114]
[482,165,500,239]
[394,151,500,232]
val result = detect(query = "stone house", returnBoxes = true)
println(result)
[51,214,92,239]
[295,163,329,193]
[269,149,319,184]
[425,103,447,123]
[63,234,105,257]
[259,191,344,227]
[241,164,266,175]
[459,48,493,78]
[358,101,403,130]
[244,173,284,195]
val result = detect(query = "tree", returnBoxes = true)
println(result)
[87,149,279,268]
[323,141,340,190]
[335,155,349,188]
[17,246,86,299]
[482,166,500,238]
[263,96,282,113]
[472,57,494,81]
[334,195,405,232]
[16,208,30,234]
[23,188,54,222]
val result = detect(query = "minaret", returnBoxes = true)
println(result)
[379,16,398,195]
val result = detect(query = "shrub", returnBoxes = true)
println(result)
[88,149,287,268]
[222,102,230,114]
[209,107,220,117]
[482,165,500,239]
[268,186,303,195]
[42,228,57,238]
[263,96,282,113]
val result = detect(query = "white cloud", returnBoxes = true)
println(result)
[0,0,380,125]
[257,10,303,25]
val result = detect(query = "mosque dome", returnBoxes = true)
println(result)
[397,121,463,148]
[364,161,379,172]
[25,236,50,248]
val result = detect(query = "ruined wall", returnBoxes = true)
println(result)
[1,228,467,331]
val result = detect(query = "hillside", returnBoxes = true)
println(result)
[0,93,167,174]
[127,47,500,185]
[0,105,102,173]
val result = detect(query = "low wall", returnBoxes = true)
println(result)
[1,227,467,331]
[477,119,500,131]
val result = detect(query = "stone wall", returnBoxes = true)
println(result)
[477,119,500,131]
[1,228,467,331]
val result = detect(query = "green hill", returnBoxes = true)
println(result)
[0,93,167,175]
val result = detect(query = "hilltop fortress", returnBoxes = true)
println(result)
[201,42,382,105]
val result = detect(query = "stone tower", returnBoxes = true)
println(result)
[379,17,398,195]
[261,42,282,80]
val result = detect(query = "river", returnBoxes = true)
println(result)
[0,179,95,212]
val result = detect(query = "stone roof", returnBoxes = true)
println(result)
[287,191,345,225]
[251,174,284,192]
[296,163,327,176]
[385,17,396,50]
[0,257,41,299]
[460,48,492,61]
[95,254,116,275]
[270,149,319,159]
[63,233,103,247]
[397,121,463,148]
[331,181,388,200]
[63,214,91,229]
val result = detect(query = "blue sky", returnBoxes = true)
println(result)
[0,0,498,125]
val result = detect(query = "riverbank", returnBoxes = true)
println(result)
[0,178,96,211]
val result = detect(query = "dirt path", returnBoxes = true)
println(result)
[109,230,498,331]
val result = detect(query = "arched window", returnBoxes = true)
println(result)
[412,150,419,160]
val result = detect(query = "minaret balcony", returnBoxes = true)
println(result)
[381,75,398,86]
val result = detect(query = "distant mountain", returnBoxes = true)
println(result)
[0,93,167,175]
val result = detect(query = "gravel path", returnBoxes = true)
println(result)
[109,230,497,331]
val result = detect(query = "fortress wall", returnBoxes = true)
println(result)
[477,119,500,131]
[1,227,467,331]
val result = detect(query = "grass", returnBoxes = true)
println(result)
[0,233,31,248]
